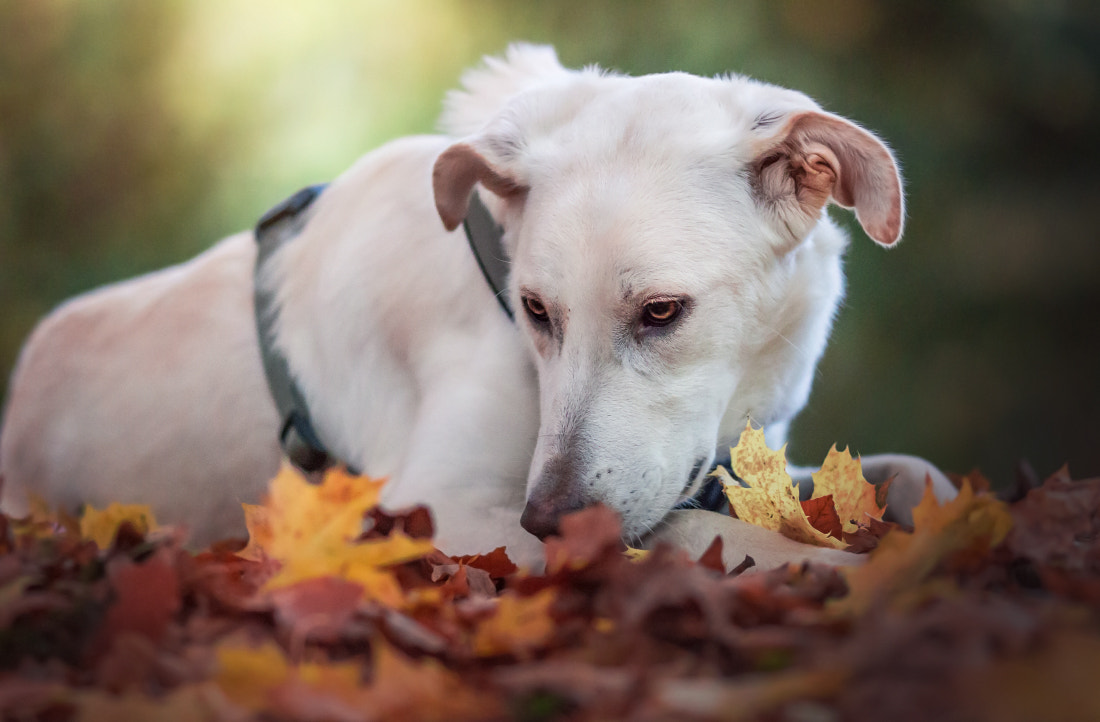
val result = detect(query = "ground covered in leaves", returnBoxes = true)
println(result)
[1,443,1099,721]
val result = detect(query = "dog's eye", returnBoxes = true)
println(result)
[642,299,683,327]
[522,295,550,324]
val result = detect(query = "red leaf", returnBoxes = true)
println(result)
[800,495,843,539]
[542,505,623,574]
[90,549,180,658]
[457,546,518,580]
[271,577,364,643]
[842,516,899,553]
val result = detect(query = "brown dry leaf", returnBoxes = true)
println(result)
[472,588,557,658]
[963,629,1100,722]
[237,465,434,606]
[362,642,503,721]
[456,546,518,579]
[542,504,624,573]
[73,684,231,722]
[79,501,157,549]
[270,577,364,643]
[90,548,181,658]
[831,480,1013,616]
[656,668,847,721]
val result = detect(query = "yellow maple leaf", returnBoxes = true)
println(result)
[79,502,157,548]
[472,588,557,658]
[716,423,846,549]
[238,464,434,605]
[831,479,1012,616]
[811,444,886,534]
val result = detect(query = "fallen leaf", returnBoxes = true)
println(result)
[656,668,847,721]
[542,505,624,573]
[963,629,1100,722]
[800,495,843,539]
[717,424,846,549]
[473,588,557,658]
[811,445,886,532]
[215,640,362,715]
[456,546,518,579]
[831,480,1013,616]
[361,642,502,721]
[74,684,229,722]
[79,502,157,549]
[237,465,434,605]
[238,465,384,563]
[270,577,364,644]
[89,548,181,658]
[10,492,80,541]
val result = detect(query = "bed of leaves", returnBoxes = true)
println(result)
[1,429,1099,722]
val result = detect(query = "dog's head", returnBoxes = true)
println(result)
[432,52,902,542]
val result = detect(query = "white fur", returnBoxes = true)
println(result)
[0,45,954,570]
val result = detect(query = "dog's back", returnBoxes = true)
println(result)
[0,233,282,542]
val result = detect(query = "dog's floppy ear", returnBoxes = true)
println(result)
[433,143,528,231]
[752,111,904,247]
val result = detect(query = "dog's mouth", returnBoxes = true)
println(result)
[672,454,715,509]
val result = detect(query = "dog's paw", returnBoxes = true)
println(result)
[860,454,957,527]
[649,508,862,572]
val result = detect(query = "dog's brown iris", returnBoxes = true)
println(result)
[522,295,550,324]
[642,299,682,327]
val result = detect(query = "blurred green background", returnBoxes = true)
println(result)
[1,0,1097,484]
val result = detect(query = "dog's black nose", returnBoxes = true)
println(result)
[523,454,590,539]
[520,500,561,540]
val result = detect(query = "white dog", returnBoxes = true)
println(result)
[0,45,954,570]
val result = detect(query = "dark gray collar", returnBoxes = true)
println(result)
[463,192,512,319]
[253,184,334,472]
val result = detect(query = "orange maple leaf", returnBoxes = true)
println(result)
[238,465,434,606]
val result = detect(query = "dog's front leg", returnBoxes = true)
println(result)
[647,509,863,572]
[858,454,958,526]
[374,356,545,570]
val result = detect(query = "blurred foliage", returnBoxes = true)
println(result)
[1,0,1097,481]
